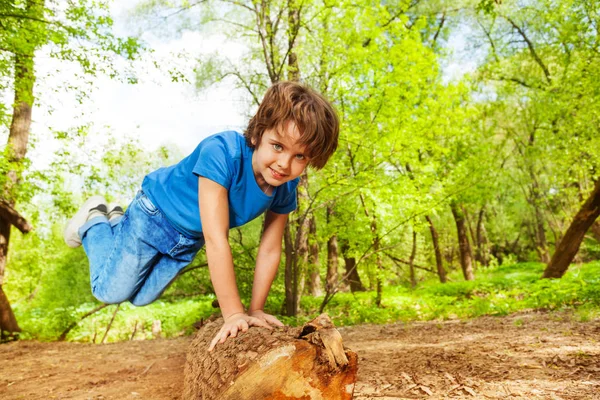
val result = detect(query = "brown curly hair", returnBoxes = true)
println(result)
[244,81,339,170]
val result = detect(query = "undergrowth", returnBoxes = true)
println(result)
[13,261,600,342]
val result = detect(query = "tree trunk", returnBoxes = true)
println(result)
[284,224,295,315]
[0,1,40,337]
[409,230,417,289]
[326,205,339,292]
[371,218,384,307]
[475,207,490,267]
[281,0,310,316]
[341,241,365,293]
[425,215,447,283]
[183,314,357,400]
[451,203,475,281]
[543,179,600,279]
[463,206,478,268]
[307,216,322,296]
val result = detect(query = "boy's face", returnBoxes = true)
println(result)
[251,120,309,188]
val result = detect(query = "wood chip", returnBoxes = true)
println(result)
[463,386,477,396]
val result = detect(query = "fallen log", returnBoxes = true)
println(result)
[183,313,358,399]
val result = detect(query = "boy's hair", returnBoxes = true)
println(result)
[245,81,339,170]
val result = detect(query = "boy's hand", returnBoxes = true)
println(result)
[248,310,284,327]
[208,312,272,351]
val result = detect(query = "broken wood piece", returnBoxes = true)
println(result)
[183,313,358,399]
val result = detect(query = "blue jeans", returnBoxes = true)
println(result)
[79,190,204,306]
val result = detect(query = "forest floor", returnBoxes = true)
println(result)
[0,310,599,400]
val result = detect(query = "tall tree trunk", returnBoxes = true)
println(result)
[475,207,490,267]
[543,179,600,279]
[409,230,417,289]
[284,224,295,315]
[0,0,41,337]
[341,242,365,293]
[451,203,475,281]
[307,216,322,296]
[425,215,447,283]
[326,205,339,292]
[527,174,551,263]
[371,217,384,307]
[463,206,478,268]
[282,0,309,316]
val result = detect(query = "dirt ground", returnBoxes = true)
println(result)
[0,311,599,400]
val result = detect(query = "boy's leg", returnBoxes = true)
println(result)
[129,235,204,306]
[81,191,182,304]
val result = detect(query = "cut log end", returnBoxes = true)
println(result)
[183,313,358,400]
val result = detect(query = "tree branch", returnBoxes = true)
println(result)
[0,200,32,233]
[505,16,552,84]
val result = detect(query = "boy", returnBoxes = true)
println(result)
[64,81,339,350]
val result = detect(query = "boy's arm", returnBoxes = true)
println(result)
[198,177,272,350]
[248,210,288,325]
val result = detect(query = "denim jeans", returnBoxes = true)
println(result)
[79,190,204,306]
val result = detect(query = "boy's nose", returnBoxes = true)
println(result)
[277,154,292,171]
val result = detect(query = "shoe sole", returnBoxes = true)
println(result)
[64,195,107,248]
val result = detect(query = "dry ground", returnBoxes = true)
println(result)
[0,311,599,399]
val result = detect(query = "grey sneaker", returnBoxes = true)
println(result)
[107,203,124,221]
[64,196,107,248]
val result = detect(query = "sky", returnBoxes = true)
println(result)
[23,1,478,170]
[28,0,249,169]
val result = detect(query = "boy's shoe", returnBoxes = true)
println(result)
[64,196,108,248]
[107,203,124,221]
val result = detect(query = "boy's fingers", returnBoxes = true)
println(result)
[241,320,249,332]
[230,326,239,338]
[219,330,229,343]
[208,335,219,351]
[250,317,272,330]
[269,317,284,327]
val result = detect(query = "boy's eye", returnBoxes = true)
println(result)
[295,154,305,160]
[273,144,283,151]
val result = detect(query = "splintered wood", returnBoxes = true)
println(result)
[183,313,358,399]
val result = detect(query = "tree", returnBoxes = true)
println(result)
[471,0,600,274]
[0,0,141,340]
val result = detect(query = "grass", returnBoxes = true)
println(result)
[13,261,600,342]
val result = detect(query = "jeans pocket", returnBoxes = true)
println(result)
[137,192,159,216]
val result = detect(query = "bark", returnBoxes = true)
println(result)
[425,215,447,283]
[325,205,338,293]
[183,314,358,400]
[341,242,365,293]
[543,179,600,279]
[451,203,475,281]
[409,230,417,289]
[307,216,322,296]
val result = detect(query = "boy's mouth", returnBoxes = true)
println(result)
[269,167,287,180]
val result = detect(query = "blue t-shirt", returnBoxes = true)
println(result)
[141,131,299,239]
